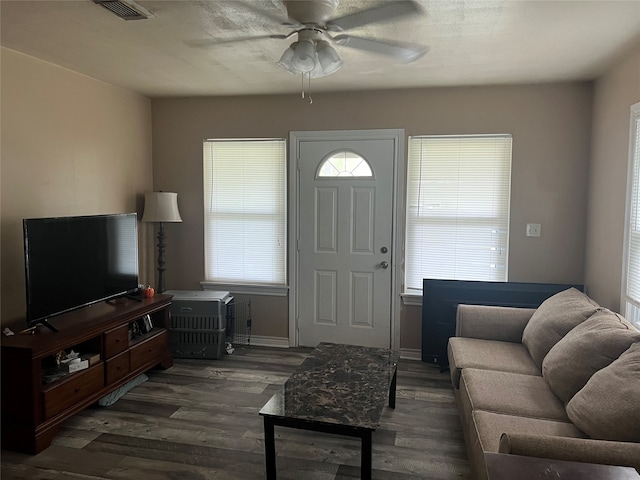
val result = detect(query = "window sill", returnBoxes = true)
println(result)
[201,282,289,297]
[401,291,422,306]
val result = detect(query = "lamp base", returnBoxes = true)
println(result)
[156,222,166,293]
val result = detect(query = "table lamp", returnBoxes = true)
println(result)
[142,191,182,293]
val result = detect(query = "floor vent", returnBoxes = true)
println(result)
[93,0,152,20]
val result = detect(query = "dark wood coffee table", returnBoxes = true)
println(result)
[259,342,399,480]
[485,453,640,480]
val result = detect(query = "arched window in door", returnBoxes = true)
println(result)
[317,150,373,178]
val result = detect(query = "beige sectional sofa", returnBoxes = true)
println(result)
[447,287,640,480]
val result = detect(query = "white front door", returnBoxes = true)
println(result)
[291,130,402,348]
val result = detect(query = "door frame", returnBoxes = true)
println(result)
[288,129,406,350]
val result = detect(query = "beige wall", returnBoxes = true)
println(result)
[0,48,602,347]
[0,48,154,327]
[585,44,640,311]
[152,82,594,348]
[400,303,423,351]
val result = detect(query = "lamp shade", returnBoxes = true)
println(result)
[142,192,182,223]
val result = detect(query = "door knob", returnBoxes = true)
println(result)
[380,261,389,269]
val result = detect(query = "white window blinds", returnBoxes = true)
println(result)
[623,103,640,327]
[203,139,286,285]
[405,135,512,290]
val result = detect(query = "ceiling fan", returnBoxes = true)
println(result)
[190,0,428,79]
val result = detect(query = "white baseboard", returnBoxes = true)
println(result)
[400,348,422,361]
[247,335,290,348]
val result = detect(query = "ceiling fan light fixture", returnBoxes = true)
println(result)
[309,53,326,78]
[291,40,317,73]
[316,40,343,76]
[277,43,299,75]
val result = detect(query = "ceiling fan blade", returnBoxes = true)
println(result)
[334,34,428,63]
[327,0,422,31]
[186,34,289,48]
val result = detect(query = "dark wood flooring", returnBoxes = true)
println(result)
[1,346,472,479]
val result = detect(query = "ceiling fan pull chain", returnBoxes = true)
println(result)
[299,73,312,104]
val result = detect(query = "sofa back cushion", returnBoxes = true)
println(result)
[542,309,640,403]
[566,342,640,442]
[522,288,599,369]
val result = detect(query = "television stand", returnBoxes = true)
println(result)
[1,294,173,454]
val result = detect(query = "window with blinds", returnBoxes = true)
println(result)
[622,103,640,327]
[405,135,512,291]
[203,139,286,285]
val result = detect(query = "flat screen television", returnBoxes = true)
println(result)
[23,213,140,331]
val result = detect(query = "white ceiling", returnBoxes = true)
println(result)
[1,0,640,98]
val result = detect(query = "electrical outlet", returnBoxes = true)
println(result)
[526,223,541,237]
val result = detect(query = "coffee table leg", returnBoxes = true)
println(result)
[361,430,372,480]
[389,368,397,409]
[263,417,277,480]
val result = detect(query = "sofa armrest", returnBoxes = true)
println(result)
[455,304,536,343]
[499,433,640,472]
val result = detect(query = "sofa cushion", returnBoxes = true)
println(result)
[521,288,599,369]
[460,368,569,421]
[448,337,540,389]
[542,309,640,403]
[566,342,640,442]
[473,410,586,454]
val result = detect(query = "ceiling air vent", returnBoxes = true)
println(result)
[93,0,152,20]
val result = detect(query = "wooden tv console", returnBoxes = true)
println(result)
[1,294,173,454]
